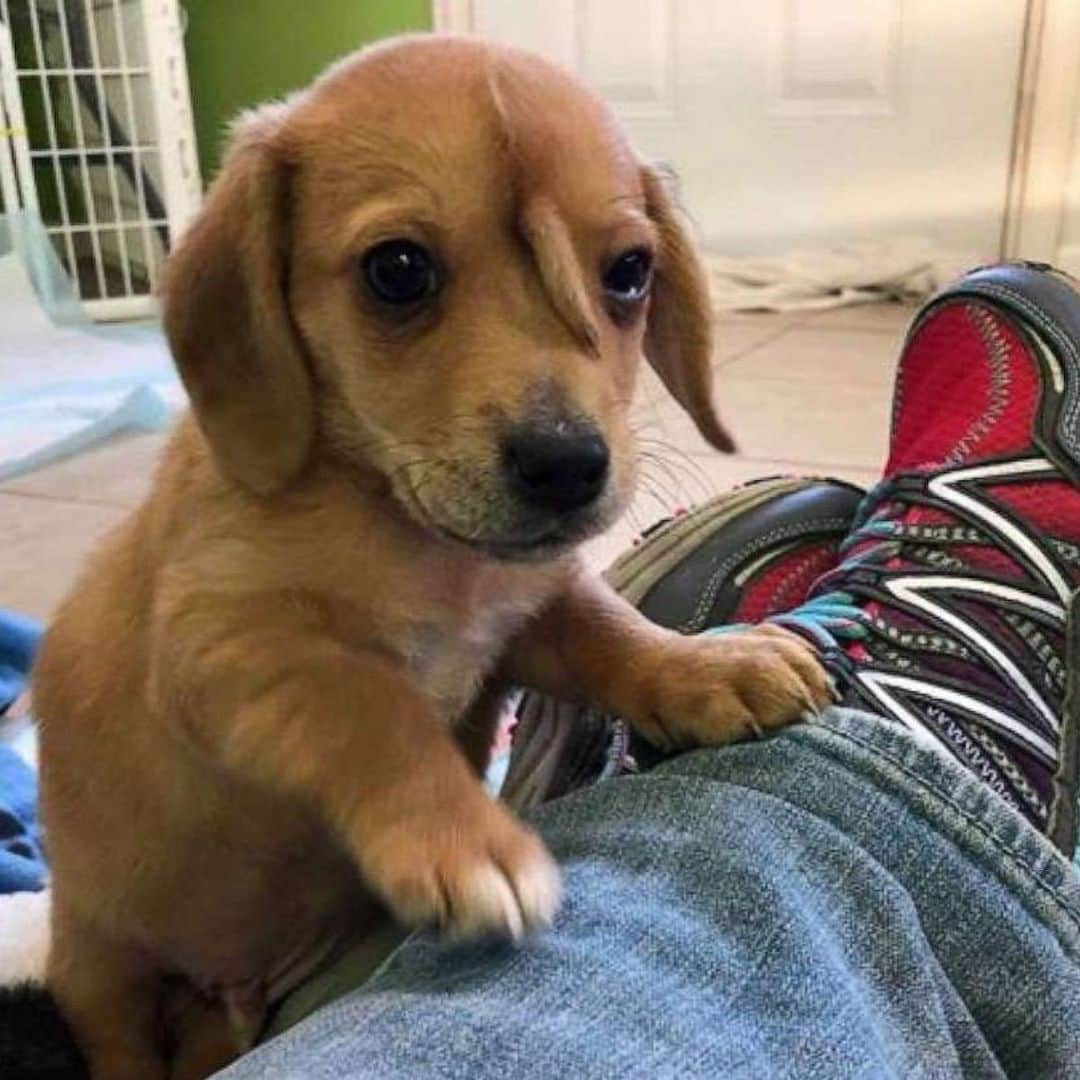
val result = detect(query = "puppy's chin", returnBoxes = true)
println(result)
[453,517,604,563]
[396,482,622,564]
[423,509,614,564]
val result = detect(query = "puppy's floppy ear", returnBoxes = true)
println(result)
[161,104,313,494]
[640,166,735,453]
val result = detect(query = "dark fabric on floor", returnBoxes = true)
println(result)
[0,984,87,1079]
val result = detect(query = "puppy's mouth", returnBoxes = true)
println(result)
[434,522,572,561]
[395,474,610,562]
[416,505,603,562]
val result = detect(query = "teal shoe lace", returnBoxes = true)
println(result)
[703,482,888,661]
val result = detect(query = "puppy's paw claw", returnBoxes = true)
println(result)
[362,805,561,942]
[627,625,830,748]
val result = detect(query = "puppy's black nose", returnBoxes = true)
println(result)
[503,428,610,512]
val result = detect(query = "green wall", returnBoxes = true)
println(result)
[183,1,432,182]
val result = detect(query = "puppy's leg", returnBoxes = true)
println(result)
[49,904,165,1080]
[161,616,559,941]
[503,566,830,750]
[164,982,246,1080]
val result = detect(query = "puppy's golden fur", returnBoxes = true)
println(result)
[34,36,828,1079]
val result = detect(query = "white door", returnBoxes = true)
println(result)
[458,0,1027,261]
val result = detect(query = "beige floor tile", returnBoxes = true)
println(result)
[715,309,808,329]
[712,320,793,367]
[0,433,166,508]
[0,493,128,620]
[635,321,795,409]
[799,300,916,334]
[651,373,891,472]
[722,327,900,390]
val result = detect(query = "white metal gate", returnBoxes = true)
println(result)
[0,0,199,320]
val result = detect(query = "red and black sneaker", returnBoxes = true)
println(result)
[772,263,1080,856]
[500,476,864,809]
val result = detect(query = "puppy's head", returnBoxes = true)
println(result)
[163,35,732,560]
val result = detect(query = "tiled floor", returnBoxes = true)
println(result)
[0,301,914,621]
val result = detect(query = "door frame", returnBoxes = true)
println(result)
[432,1,473,34]
[1002,0,1080,267]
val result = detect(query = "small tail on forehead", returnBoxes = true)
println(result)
[482,52,605,352]
[519,198,601,352]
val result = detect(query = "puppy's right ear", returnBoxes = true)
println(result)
[161,104,313,495]
[640,165,735,453]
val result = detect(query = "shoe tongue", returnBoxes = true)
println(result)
[833,501,978,663]
[842,503,949,568]
[885,302,1041,475]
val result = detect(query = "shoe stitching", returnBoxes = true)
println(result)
[681,516,853,633]
[946,304,1011,468]
[765,547,836,620]
[960,281,1080,440]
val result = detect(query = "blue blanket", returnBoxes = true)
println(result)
[0,610,46,893]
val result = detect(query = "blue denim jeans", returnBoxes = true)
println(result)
[219,709,1080,1078]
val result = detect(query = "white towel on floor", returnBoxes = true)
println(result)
[705,239,976,312]
[0,890,49,986]
[0,214,183,484]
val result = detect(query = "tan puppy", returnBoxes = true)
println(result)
[34,35,828,1079]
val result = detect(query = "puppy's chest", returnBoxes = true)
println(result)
[401,603,533,717]
[386,571,552,718]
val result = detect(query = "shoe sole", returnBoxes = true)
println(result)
[606,477,813,604]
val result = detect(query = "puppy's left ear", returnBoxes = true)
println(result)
[161,103,314,495]
[641,166,735,453]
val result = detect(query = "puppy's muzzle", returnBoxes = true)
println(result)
[502,425,610,513]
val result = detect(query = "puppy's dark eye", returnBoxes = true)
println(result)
[602,248,653,304]
[362,239,438,305]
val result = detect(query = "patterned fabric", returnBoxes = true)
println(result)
[774,276,1080,855]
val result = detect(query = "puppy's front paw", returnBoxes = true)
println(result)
[627,624,830,750]
[360,799,561,941]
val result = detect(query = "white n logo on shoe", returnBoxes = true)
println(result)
[853,456,1069,765]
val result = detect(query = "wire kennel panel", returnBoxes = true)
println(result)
[0,0,199,320]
